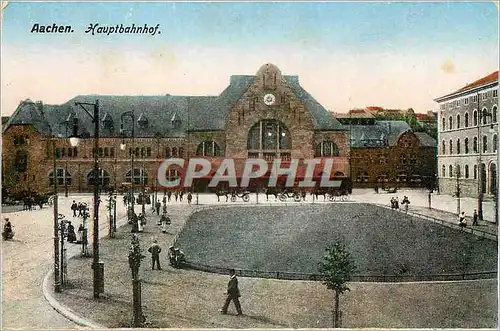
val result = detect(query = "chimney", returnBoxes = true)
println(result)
[35,101,44,114]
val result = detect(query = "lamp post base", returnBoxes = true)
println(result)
[93,262,104,299]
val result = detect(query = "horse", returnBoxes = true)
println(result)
[214,189,230,202]
[265,187,280,201]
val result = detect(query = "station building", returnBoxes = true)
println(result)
[2,63,350,194]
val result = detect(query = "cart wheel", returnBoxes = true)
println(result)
[341,195,348,201]
[231,196,237,202]
[294,194,301,202]
[243,195,250,202]
[329,195,335,202]
[279,194,287,202]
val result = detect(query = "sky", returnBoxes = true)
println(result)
[1,1,498,116]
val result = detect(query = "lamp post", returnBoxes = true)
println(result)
[128,234,145,327]
[455,164,461,216]
[120,110,135,223]
[52,138,61,293]
[74,99,103,299]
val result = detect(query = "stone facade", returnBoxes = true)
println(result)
[2,63,349,194]
[351,131,436,188]
[435,71,499,199]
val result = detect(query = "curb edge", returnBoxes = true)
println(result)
[42,268,106,329]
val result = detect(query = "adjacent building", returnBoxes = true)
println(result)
[334,109,437,188]
[435,71,498,199]
[2,63,350,194]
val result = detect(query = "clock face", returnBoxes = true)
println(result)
[263,93,276,106]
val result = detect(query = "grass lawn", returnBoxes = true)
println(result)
[176,204,497,276]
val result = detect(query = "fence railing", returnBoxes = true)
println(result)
[183,261,497,283]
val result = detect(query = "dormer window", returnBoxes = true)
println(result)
[171,112,181,129]
[102,113,114,130]
[137,113,148,128]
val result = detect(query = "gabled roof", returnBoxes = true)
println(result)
[456,71,498,93]
[350,120,410,148]
[435,71,499,101]
[3,66,347,137]
[284,76,346,131]
[3,100,52,135]
[414,132,436,147]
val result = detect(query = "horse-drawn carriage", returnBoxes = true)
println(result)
[214,188,250,202]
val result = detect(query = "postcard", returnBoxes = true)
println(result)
[1,1,498,330]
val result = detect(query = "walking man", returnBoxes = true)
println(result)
[71,200,78,217]
[220,269,242,316]
[148,240,162,270]
[472,209,479,226]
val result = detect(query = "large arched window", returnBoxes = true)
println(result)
[473,137,478,153]
[449,165,453,177]
[247,120,291,150]
[482,108,489,125]
[125,168,148,185]
[449,139,453,154]
[315,140,340,157]
[441,165,446,177]
[465,165,469,179]
[465,138,469,154]
[87,168,110,186]
[493,134,498,152]
[448,116,453,130]
[465,112,469,127]
[490,163,497,195]
[457,138,461,154]
[49,168,71,186]
[483,136,488,153]
[442,117,445,131]
[473,110,478,126]
[474,164,477,179]
[493,106,498,123]
[196,141,221,157]
[442,140,446,154]
[456,114,461,129]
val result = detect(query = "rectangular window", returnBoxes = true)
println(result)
[493,90,498,98]
[464,98,469,105]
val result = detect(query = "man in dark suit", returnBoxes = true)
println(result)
[148,240,162,270]
[220,269,242,316]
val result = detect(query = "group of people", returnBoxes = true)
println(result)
[70,201,89,217]
[458,209,479,229]
[147,240,186,270]
[390,196,411,212]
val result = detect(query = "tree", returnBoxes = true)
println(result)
[318,242,356,328]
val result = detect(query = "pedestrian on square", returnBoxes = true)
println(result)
[167,191,172,202]
[148,240,162,270]
[220,268,242,316]
[401,196,410,213]
[179,190,184,202]
[458,212,467,230]
[187,192,192,205]
[156,200,161,216]
[71,200,78,217]
[472,209,479,226]
[174,191,179,202]
[67,221,77,242]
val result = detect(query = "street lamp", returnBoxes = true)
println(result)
[120,110,135,224]
[52,137,61,293]
[74,99,104,299]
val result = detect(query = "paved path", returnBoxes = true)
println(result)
[1,195,130,330]
[2,188,497,329]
